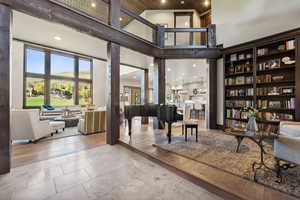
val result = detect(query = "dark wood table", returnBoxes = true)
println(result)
[224,128,279,182]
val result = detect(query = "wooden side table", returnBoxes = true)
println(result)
[182,121,198,142]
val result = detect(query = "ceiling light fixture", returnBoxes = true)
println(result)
[54,36,62,41]
[119,17,123,21]
[193,64,196,67]
[167,68,171,71]
[161,0,166,4]
[91,2,96,8]
[204,0,210,7]
[180,1,185,4]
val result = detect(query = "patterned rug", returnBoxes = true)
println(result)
[154,130,300,198]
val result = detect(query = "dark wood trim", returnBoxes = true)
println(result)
[153,58,166,129]
[3,0,160,57]
[141,69,149,124]
[208,59,217,129]
[0,4,11,175]
[161,48,221,59]
[74,56,79,105]
[295,36,300,120]
[106,0,121,145]
[165,28,207,32]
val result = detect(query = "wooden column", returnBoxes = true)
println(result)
[0,4,11,174]
[295,36,300,121]
[208,59,217,129]
[153,58,166,129]
[141,69,149,124]
[106,0,120,145]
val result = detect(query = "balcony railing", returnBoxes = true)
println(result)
[49,0,216,49]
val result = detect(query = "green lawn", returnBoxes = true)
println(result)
[26,96,74,107]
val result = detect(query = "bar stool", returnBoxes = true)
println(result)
[182,121,198,142]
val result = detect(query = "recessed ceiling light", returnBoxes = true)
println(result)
[119,17,123,21]
[193,64,196,67]
[167,68,171,71]
[185,22,189,27]
[54,36,61,41]
[204,0,210,7]
[161,0,166,4]
[180,1,185,4]
[91,2,96,8]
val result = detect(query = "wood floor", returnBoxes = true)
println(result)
[12,133,106,168]
[118,120,298,200]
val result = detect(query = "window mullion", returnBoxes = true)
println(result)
[75,56,79,105]
[45,50,51,105]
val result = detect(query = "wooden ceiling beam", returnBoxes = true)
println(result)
[1,0,160,57]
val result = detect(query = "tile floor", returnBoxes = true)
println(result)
[1,145,223,200]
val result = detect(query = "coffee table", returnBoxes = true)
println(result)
[224,128,279,182]
[54,116,81,128]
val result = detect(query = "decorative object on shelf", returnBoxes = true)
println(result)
[241,106,258,131]
[278,44,286,51]
[230,54,237,62]
[286,40,295,50]
[282,56,295,65]
[192,88,199,96]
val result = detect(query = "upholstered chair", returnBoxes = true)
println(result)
[274,121,300,181]
[78,110,106,135]
[11,109,52,142]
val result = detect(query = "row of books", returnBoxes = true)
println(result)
[257,86,294,96]
[257,40,295,57]
[256,74,292,83]
[229,53,252,62]
[257,58,281,71]
[225,100,253,108]
[257,98,296,109]
[225,119,278,132]
[226,88,254,97]
[226,109,248,119]
[257,112,294,121]
[225,76,253,86]
[226,62,252,74]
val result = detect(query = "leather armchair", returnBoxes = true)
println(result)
[274,121,300,181]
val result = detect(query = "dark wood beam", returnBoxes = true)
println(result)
[161,48,221,59]
[106,0,121,145]
[208,59,217,129]
[1,0,159,57]
[295,36,300,121]
[0,3,11,175]
[141,69,149,124]
[152,58,166,129]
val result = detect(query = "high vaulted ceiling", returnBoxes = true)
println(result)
[121,0,211,15]
[59,0,210,27]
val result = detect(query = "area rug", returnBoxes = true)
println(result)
[154,131,300,198]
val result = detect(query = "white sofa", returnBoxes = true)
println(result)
[274,121,300,181]
[11,109,65,142]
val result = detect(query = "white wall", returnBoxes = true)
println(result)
[212,0,300,47]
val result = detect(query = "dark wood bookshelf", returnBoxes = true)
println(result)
[223,32,300,132]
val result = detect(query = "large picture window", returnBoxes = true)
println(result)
[24,46,93,108]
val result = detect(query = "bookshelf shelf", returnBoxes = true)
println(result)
[223,34,299,132]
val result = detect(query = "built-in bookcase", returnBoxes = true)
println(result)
[223,31,300,132]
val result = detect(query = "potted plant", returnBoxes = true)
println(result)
[241,106,258,131]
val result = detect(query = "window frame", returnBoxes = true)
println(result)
[23,45,93,109]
